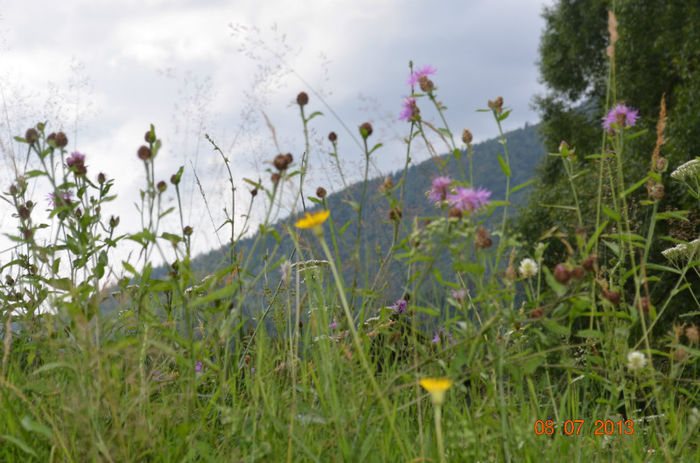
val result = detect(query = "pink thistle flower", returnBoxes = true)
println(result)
[447,187,491,213]
[428,176,452,204]
[399,97,418,121]
[195,361,203,373]
[602,104,639,132]
[451,289,467,302]
[407,65,437,86]
[328,322,338,329]
[66,151,85,167]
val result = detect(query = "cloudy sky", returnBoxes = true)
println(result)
[0,0,553,278]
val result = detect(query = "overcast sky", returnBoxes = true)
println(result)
[0,0,553,278]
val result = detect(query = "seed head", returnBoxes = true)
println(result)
[448,207,462,219]
[316,187,327,198]
[474,226,493,249]
[685,325,699,344]
[296,91,309,106]
[54,132,68,148]
[636,297,651,313]
[488,96,504,114]
[530,307,544,319]
[271,173,281,184]
[359,122,373,139]
[18,204,30,220]
[389,206,402,221]
[137,145,152,161]
[381,177,394,194]
[284,152,293,165]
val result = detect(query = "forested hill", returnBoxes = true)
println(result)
[143,122,545,315]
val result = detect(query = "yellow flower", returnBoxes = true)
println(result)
[419,377,453,406]
[294,210,330,235]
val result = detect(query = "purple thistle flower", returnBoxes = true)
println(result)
[431,327,453,345]
[407,65,437,86]
[66,151,85,167]
[428,176,452,204]
[328,322,338,329]
[602,104,639,132]
[447,187,491,213]
[399,97,417,121]
[195,361,203,373]
[391,299,407,314]
[46,191,73,207]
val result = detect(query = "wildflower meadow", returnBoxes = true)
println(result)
[1,8,699,463]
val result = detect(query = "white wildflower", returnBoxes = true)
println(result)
[627,351,647,372]
[670,159,700,181]
[518,258,539,278]
[690,407,699,428]
[280,260,292,286]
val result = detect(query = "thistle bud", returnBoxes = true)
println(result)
[157,181,167,192]
[328,131,337,143]
[25,128,39,144]
[250,188,258,197]
[296,92,309,106]
[474,226,493,249]
[284,152,293,165]
[636,297,650,313]
[418,75,434,92]
[571,266,585,280]
[273,154,288,171]
[54,132,68,148]
[97,172,106,184]
[145,129,156,143]
[316,187,327,198]
[389,206,402,221]
[359,122,373,139]
[271,173,281,184]
[109,216,120,228]
[529,307,544,319]
[582,255,597,272]
[183,225,193,236]
[170,174,180,185]
[137,145,152,161]
[461,129,473,145]
[651,183,664,201]
[602,288,621,305]
[553,264,571,284]
[448,207,462,219]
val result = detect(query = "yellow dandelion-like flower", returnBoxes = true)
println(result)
[294,209,330,236]
[420,377,453,406]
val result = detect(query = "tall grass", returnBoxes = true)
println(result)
[1,12,699,462]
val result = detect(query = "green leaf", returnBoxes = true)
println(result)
[161,232,183,244]
[621,176,650,198]
[541,319,570,336]
[0,434,37,457]
[576,329,603,340]
[496,154,511,177]
[586,220,608,253]
[601,205,621,222]
[509,179,535,194]
[306,111,323,122]
[542,266,566,297]
[21,416,53,441]
[523,355,544,375]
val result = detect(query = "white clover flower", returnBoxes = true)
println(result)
[627,351,647,372]
[518,258,538,278]
[670,159,700,181]
[690,407,699,428]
